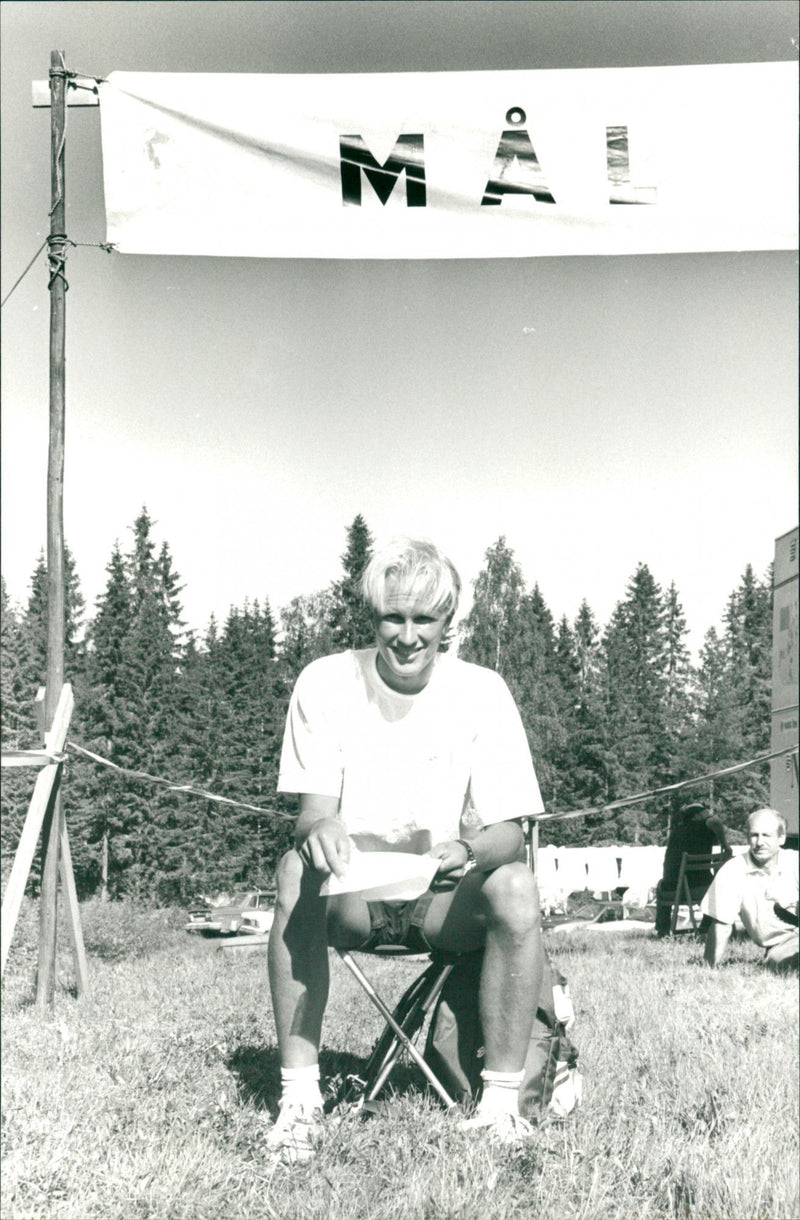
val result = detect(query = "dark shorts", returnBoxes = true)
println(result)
[357,890,436,954]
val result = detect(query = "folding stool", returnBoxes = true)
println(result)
[336,948,459,1109]
[339,820,539,1110]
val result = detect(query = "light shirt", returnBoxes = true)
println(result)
[700,848,799,948]
[278,648,544,847]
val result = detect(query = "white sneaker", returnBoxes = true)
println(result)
[459,1109,535,1143]
[265,1100,325,1164]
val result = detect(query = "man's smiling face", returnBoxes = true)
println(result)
[373,580,449,695]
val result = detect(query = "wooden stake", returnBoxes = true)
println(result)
[1,686,74,979]
[37,49,68,1008]
[58,820,90,995]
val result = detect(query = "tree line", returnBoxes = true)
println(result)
[1,509,772,905]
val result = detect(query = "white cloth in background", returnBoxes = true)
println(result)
[554,849,589,895]
[586,847,622,894]
[618,845,665,893]
[535,844,559,890]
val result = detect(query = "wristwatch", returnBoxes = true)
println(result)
[456,838,478,875]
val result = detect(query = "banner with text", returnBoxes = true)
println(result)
[99,63,797,259]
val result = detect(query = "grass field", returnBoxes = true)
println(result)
[1,898,798,1220]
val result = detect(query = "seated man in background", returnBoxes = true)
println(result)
[266,537,546,1161]
[701,807,798,971]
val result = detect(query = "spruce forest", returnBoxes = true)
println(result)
[1,509,773,905]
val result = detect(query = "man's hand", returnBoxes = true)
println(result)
[429,840,472,891]
[297,818,351,880]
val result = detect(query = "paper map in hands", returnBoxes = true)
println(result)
[320,843,440,902]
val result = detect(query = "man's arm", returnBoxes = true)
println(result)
[430,819,526,888]
[706,815,732,859]
[294,793,350,880]
[703,919,733,968]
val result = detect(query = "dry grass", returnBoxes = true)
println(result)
[1,899,798,1220]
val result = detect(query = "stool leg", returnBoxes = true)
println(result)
[337,951,457,1110]
[363,961,454,1103]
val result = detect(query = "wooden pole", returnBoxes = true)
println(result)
[46,49,67,726]
[37,49,68,1008]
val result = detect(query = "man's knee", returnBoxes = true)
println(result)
[764,935,799,972]
[274,848,305,910]
[481,862,541,935]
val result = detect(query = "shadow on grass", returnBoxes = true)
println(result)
[228,1044,382,1117]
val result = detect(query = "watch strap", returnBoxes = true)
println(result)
[456,838,477,868]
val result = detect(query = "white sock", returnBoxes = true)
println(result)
[477,1068,525,1117]
[280,1064,323,1110]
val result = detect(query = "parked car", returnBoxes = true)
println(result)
[238,907,275,935]
[185,889,274,936]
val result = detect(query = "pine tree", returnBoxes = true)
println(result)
[602,564,670,843]
[662,581,694,780]
[176,600,293,900]
[715,565,772,829]
[510,584,565,810]
[544,602,614,845]
[117,511,190,898]
[71,510,191,900]
[547,615,581,832]
[689,626,741,816]
[328,514,375,650]
[15,548,85,699]
[74,544,135,898]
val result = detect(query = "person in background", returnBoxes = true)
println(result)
[701,807,798,971]
[266,537,546,1162]
[655,800,731,936]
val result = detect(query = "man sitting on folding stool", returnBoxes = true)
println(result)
[266,536,546,1161]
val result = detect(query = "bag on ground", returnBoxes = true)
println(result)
[423,948,582,1121]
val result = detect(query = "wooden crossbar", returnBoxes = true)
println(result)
[2,749,68,768]
[0,684,87,997]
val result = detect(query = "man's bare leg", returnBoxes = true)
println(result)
[267,849,372,1067]
[267,850,329,1067]
[423,862,543,1071]
[477,865,543,1071]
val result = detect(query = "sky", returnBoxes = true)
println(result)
[1,0,797,656]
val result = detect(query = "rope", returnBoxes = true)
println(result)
[47,234,69,292]
[66,741,294,821]
[49,53,68,218]
[66,738,797,830]
[1,239,48,307]
[1,59,112,309]
[1,237,116,309]
[536,743,799,824]
[67,70,107,85]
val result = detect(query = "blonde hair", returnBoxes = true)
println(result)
[361,537,461,620]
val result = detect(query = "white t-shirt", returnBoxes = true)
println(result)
[278,648,544,847]
[700,849,799,949]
